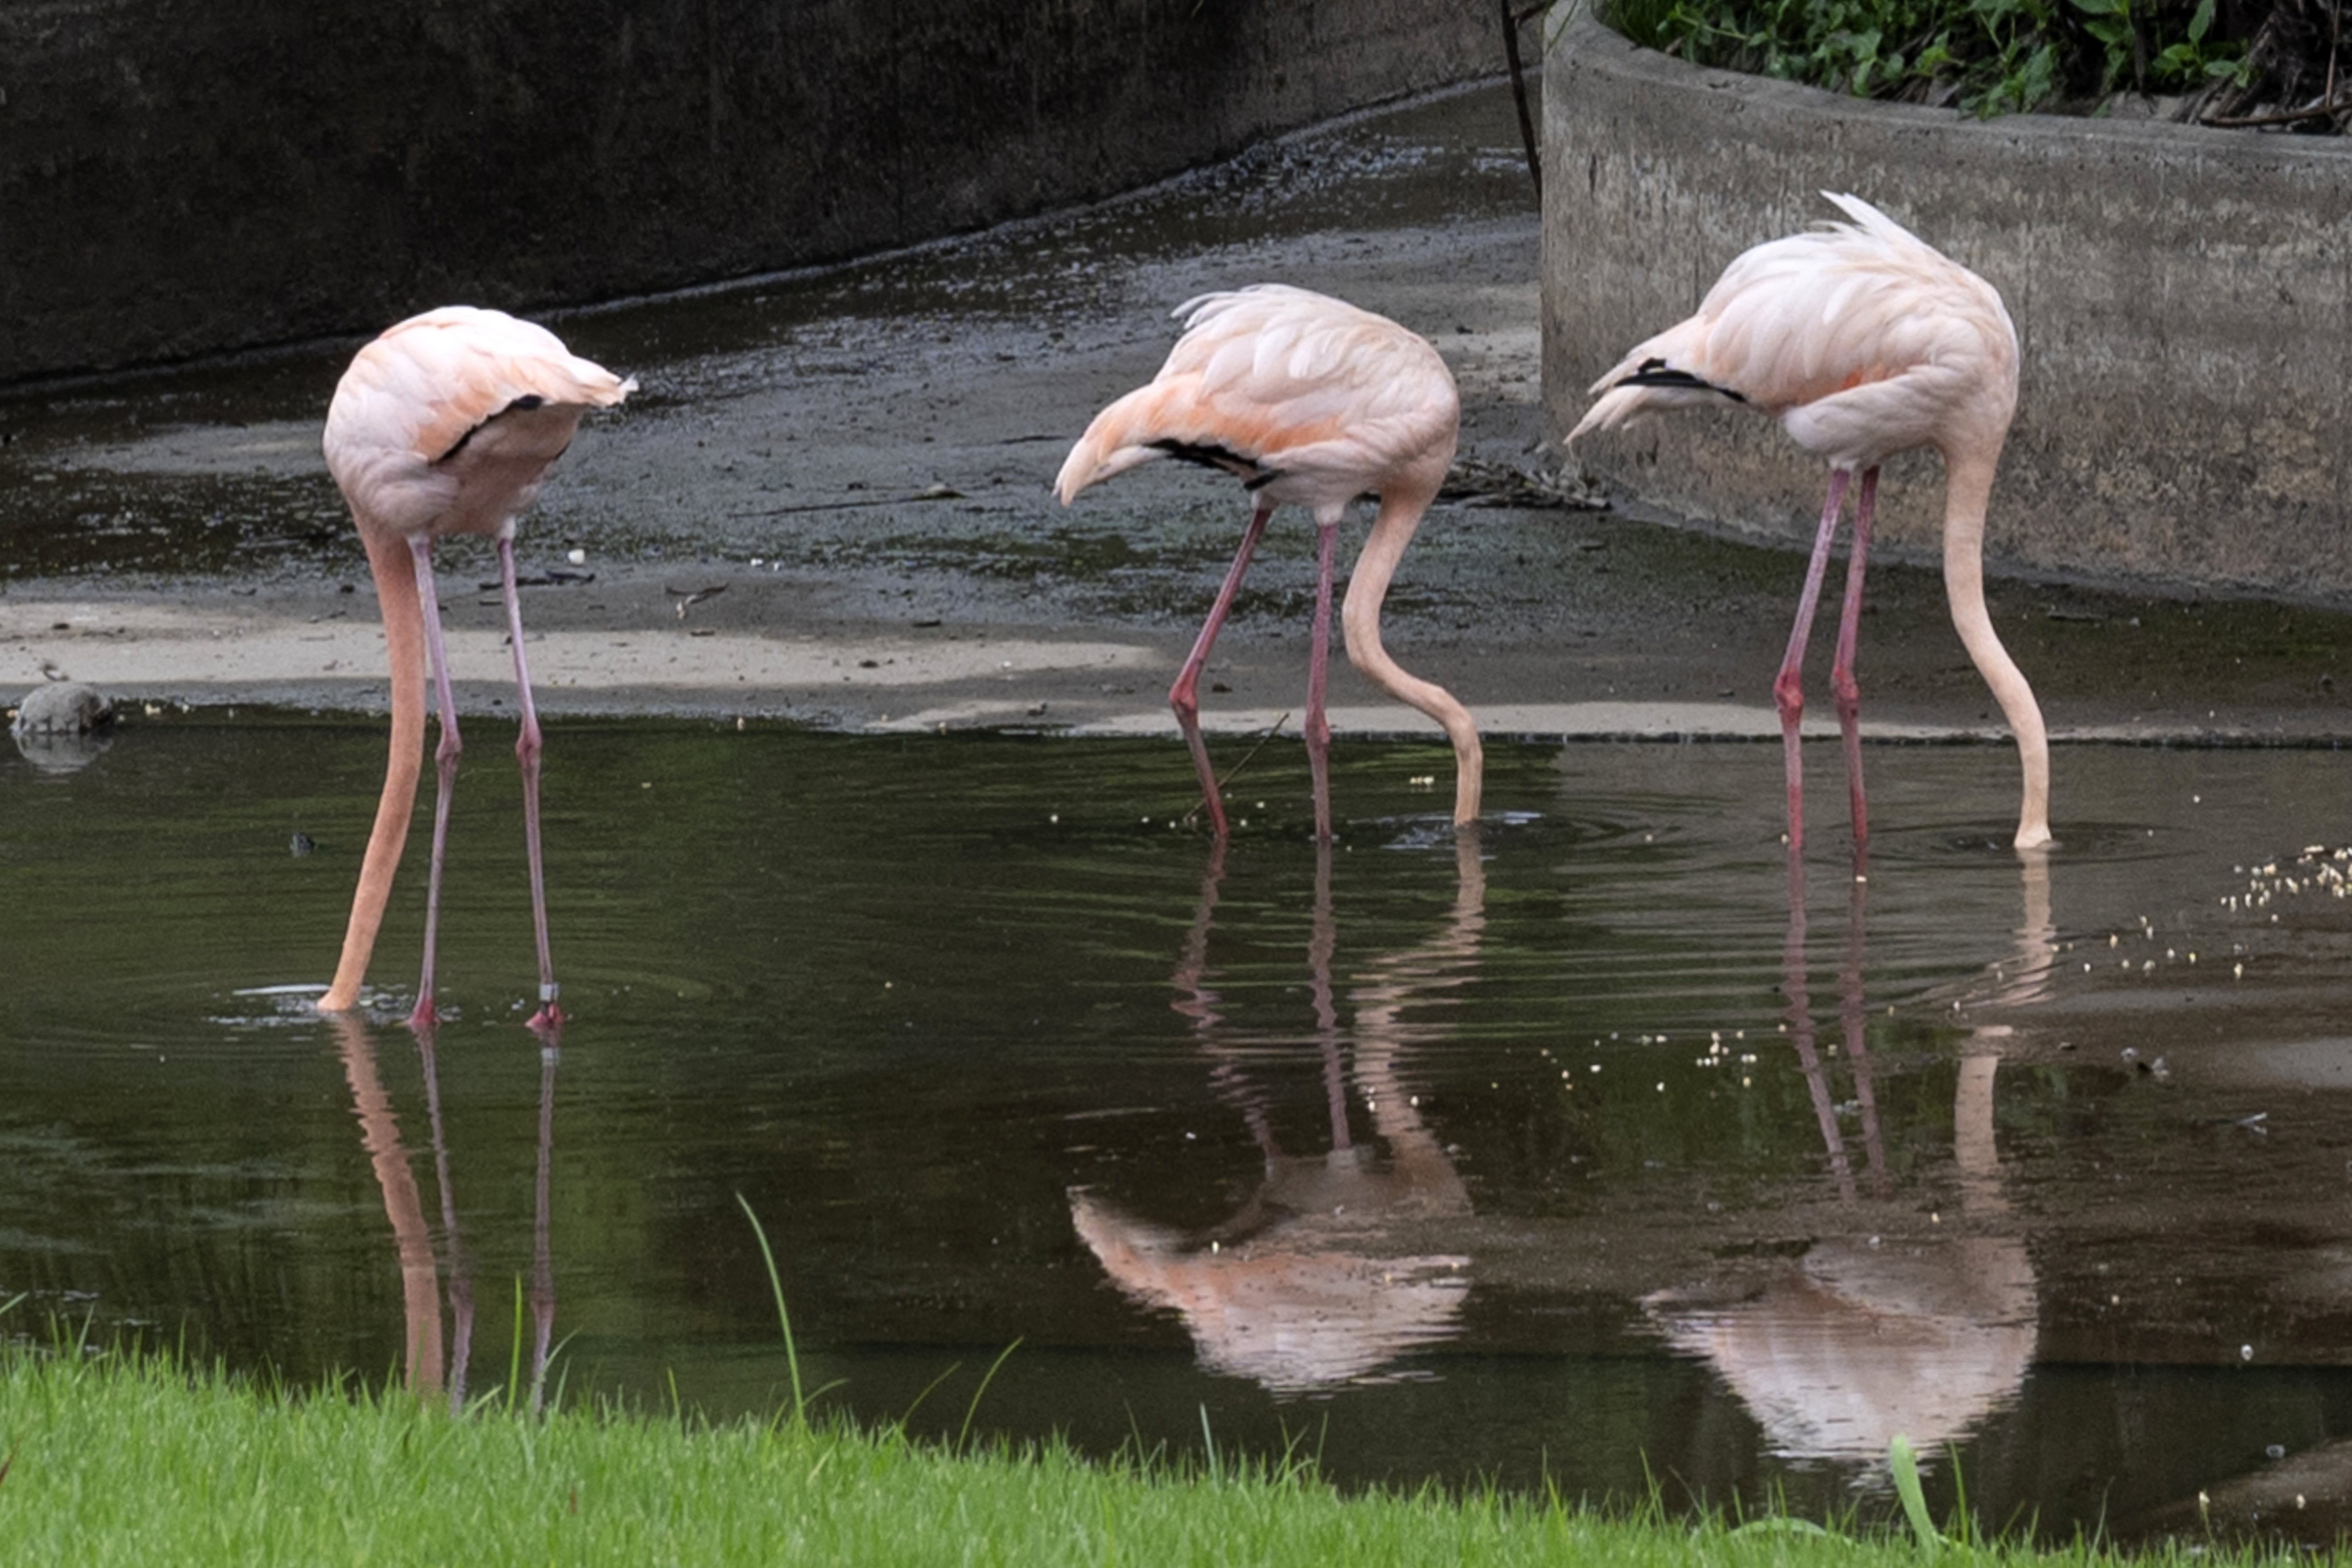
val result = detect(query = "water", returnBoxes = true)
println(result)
[6,713,2352,1541]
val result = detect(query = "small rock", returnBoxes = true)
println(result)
[13,680,115,736]
[12,681,117,772]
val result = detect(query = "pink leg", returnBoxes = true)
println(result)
[1831,468,1877,855]
[1774,468,1851,856]
[1170,505,1273,837]
[1304,520,1338,842]
[410,538,462,1033]
[499,538,562,1033]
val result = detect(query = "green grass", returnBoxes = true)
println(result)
[0,1341,2294,1567]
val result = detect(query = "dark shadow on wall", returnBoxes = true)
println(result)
[0,1,1493,382]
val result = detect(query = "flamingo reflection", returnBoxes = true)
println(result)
[328,1012,561,1411]
[1643,848,2043,1464]
[1072,833,1484,1395]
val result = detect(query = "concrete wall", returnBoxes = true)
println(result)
[1542,10,2352,603]
[0,0,1496,383]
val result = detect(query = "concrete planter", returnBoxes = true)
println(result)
[1541,9,2352,602]
[0,1,1492,383]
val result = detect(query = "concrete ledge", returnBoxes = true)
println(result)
[1541,10,2352,603]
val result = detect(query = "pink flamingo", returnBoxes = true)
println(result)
[1571,193,2049,853]
[1055,285,1483,841]
[317,306,634,1029]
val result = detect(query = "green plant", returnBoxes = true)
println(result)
[1890,1434,1945,1551]
[1597,0,2249,116]
[737,1193,838,1430]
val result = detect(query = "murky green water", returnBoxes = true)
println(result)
[8,716,2352,1540]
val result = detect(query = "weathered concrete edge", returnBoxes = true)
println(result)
[1541,10,2352,604]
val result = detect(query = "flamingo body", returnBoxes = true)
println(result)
[325,307,634,543]
[1571,193,2049,852]
[318,306,633,1025]
[1057,285,1482,838]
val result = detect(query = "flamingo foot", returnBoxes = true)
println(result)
[528,981,564,1036]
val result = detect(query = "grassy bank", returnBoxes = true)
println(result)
[0,1346,2270,1565]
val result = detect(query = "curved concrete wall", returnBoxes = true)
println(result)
[0,1,1493,383]
[1542,10,2352,603]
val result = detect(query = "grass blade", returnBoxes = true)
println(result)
[735,1193,808,1428]
[956,1339,1022,1454]
[1889,1433,1942,1552]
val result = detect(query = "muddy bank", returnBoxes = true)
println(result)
[5,82,2352,752]
[12,511,2352,749]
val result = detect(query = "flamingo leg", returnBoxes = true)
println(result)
[498,537,562,1031]
[1773,467,1852,855]
[1169,504,1273,837]
[410,537,462,1032]
[1305,519,1339,842]
[1830,467,1877,855]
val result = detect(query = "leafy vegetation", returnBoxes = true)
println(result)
[1592,0,2349,126]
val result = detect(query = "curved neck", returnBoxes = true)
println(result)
[1940,448,2050,849]
[1339,488,1484,825]
[320,530,427,1011]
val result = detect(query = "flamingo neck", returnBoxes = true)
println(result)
[1339,487,1484,825]
[1939,448,2050,850]
[319,528,428,1011]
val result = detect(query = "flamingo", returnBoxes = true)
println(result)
[1570,192,2049,853]
[1055,284,1483,841]
[316,306,634,1029]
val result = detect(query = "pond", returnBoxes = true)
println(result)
[7,713,2352,1544]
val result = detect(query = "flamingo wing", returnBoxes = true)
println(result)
[325,306,636,541]
[1056,285,1456,512]
[1570,194,2015,469]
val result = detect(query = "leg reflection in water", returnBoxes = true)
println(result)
[1073,831,1484,1396]
[329,1012,562,1413]
[1642,845,2041,1467]
[331,1012,445,1397]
